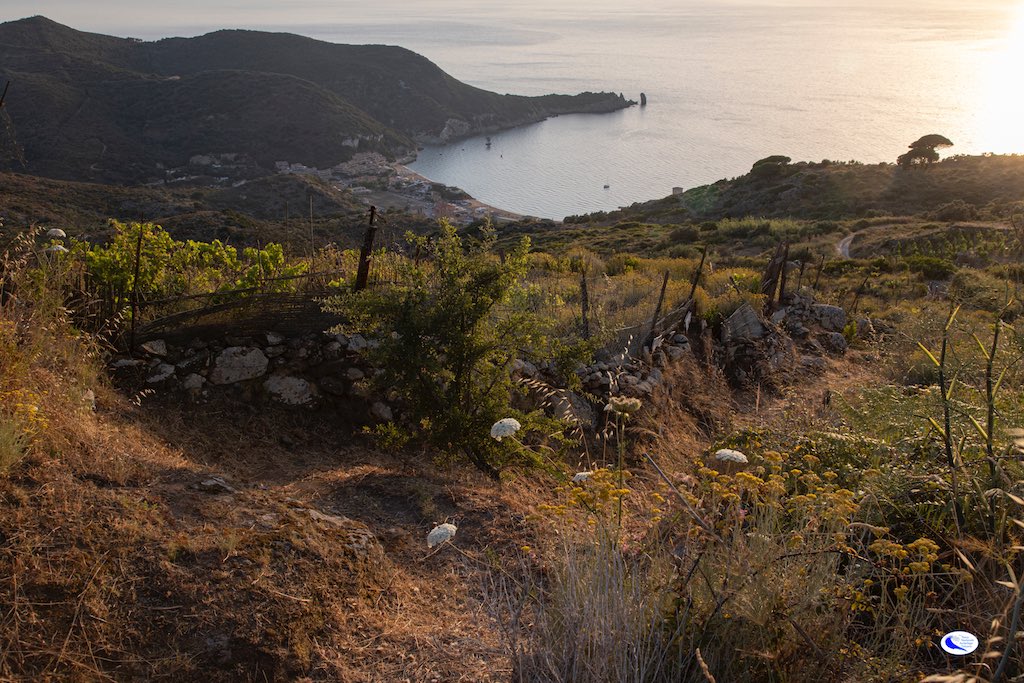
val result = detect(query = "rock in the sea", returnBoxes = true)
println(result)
[209,347,269,385]
[264,375,316,405]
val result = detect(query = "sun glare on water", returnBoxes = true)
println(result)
[976,3,1024,154]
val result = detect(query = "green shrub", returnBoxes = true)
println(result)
[668,224,699,243]
[323,221,541,478]
[903,255,957,280]
[605,253,642,276]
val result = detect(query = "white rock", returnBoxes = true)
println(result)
[264,375,315,405]
[146,363,176,383]
[182,373,206,391]
[427,523,457,548]
[714,448,749,464]
[346,367,366,381]
[265,331,285,346]
[209,347,269,385]
[348,334,368,352]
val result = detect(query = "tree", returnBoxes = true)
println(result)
[898,134,952,168]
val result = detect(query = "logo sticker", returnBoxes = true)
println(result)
[940,631,979,656]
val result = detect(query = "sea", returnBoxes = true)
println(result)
[68,0,1024,219]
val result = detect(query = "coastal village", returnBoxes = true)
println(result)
[183,150,523,225]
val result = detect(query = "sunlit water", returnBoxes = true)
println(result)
[67,0,1024,218]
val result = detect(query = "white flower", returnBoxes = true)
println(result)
[605,395,642,416]
[427,522,458,548]
[572,471,593,483]
[714,448,748,464]
[44,244,69,254]
[46,228,67,239]
[490,417,521,441]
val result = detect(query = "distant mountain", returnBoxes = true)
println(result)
[0,16,633,183]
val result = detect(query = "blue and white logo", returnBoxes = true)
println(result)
[940,631,979,656]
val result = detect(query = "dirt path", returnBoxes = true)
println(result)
[836,232,856,258]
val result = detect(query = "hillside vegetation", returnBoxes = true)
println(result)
[3,147,1024,681]
[0,16,632,183]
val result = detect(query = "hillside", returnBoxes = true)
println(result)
[0,16,633,183]
[564,154,1024,225]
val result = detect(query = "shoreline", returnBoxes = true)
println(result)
[390,162,526,224]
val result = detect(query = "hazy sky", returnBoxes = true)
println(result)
[6,0,1016,39]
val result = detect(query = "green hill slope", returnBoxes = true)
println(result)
[0,16,632,183]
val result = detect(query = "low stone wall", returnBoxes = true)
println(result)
[113,330,395,422]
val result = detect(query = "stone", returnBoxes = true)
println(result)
[176,348,210,373]
[146,363,176,384]
[648,367,663,383]
[801,356,829,374]
[722,303,766,343]
[636,381,654,395]
[140,339,168,357]
[265,331,285,346]
[811,304,847,332]
[324,341,342,355]
[334,332,349,346]
[319,376,348,396]
[306,509,385,569]
[511,358,539,378]
[819,332,849,356]
[112,358,144,369]
[197,476,236,494]
[82,389,96,411]
[370,401,393,422]
[225,335,256,347]
[770,308,788,325]
[182,373,206,391]
[346,367,366,381]
[620,374,640,387]
[664,345,687,362]
[264,375,316,405]
[209,347,269,385]
[348,334,368,352]
[264,345,287,358]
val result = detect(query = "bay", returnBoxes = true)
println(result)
[56,0,1024,219]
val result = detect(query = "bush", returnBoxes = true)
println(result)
[903,255,957,280]
[668,224,699,243]
[931,200,978,222]
[605,253,642,276]
[323,221,540,477]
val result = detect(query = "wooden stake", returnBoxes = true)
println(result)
[580,270,591,340]
[128,222,145,353]
[645,270,670,348]
[354,206,378,292]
